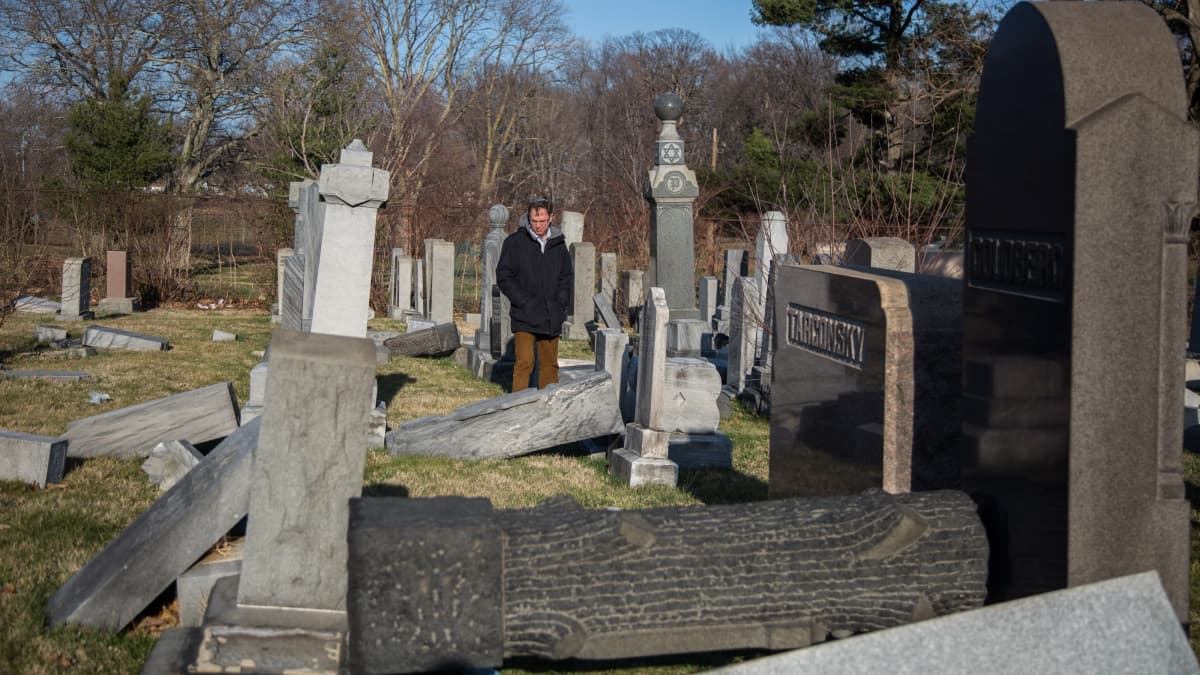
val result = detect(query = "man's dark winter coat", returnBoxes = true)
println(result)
[496,220,574,336]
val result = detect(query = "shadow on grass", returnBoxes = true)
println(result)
[362,483,410,498]
[503,648,769,673]
[376,372,416,406]
[679,467,769,504]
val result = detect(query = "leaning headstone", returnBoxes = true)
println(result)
[960,1,1195,620]
[83,325,169,351]
[0,430,67,488]
[844,237,916,272]
[45,419,260,630]
[141,440,204,492]
[611,287,677,486]
[98,250,136,314]
[63,381,241,459]
[423,239,455,325]
[566,242,596,340]
[645,93,699,320]
[57,257,93,322]
[593,292,622,331]
[385,372,623,459]
[237,330,376,625]
[387,249,413,319]
[769,263,961,498]
[560,210,584,249]
[406,317,436,333]
[307,140,388,338]
[347,490,987,669]
[708,572,1197,675]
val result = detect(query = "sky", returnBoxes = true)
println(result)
[559,0,772,53]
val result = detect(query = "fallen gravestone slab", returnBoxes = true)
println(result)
[385,371,623,459]
[63,381,240,458]
[1,370,90,383]
[211,330,236,342]
[46,418,258,631]
[0,430,67,488]
[142,440,204,492]
[383,322,460,357]
[708,572,1198,675]
[15,295,60,314]
[593,292,622,330]
[83,325,169,351]
[347,490,988,673]
[35,323,67,343]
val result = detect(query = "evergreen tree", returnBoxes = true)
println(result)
[64,76,174,191]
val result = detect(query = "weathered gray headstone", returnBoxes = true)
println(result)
[382,322,460,357]
[58,257,93,321]
[645,93,699,320]
[709,572,1198,675]
[599,251,617,309]
[45,419,259,630]
[0,430,67,488]
[211,330,236,342]
[661,358,722,434]
[237,330,376,622]
[960,1,1195,620]
[844,237,916,272]
[917,246,963,279]
[698,275,718,328]
[387,249,413,319]
[560,210,584,249]
[1,370,89,383]
[16,295,60,314]
[348,490,987,668]
[271,248,292,323]
[623,269,645,326]
[412,258,425,318]
[721,248,749,308]
[480,204,509,331]
[34,323,67,343]
[666,318,706,357]
[63,381,240,459]
[593,292,622,330]
[141,440,204,492]
[725,276,761,391]
[83,325,169,351]
[308,140,389,338]
[755,212,789,292]
[385,372,623,459]
[769,263,961,498]
[611,287,677,486]
[566,242,596,340]
[280,253,305,331]
[595,328,630,411]
[423,239,455,325]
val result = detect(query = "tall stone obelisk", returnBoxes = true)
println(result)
[645,92,699,321]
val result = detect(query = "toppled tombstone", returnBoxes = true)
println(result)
[2,370,90,383]
[15,295,60,314]
[35,323,67,343]
[142,440,204,492]
[64,381,240,458]
[87,391,111,404]
[708,572,1197,675]
[211,330,236,342]
[83,325,170,351]
[346,489,988,673]
[385,371,623,459]
[368,401,387,448]
[46,419,259,631]
[0,430,67,488]
[383,321,460,357]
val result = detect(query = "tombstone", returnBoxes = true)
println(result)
[844,237,916,272]
[560,210,584,249]
[423,239,455,325]
[611,287,677,486]
[959,1,1195,621]
[289,179,321,332]
[743,253,800,415]
[595,328,630,411]
[598,252,617,308]
[479,204,509,339]
[645,93,699,320]
[141,440,203,492]
[769,263,961,498]
[387,249,413,319]
[623,270,645,326]
[724,276,761,392]
[98,250,136,314]
[270,248,293,323]
[917,246,964,279]
[593,292,622,331]
[698,276,718,328]
[755,211,789,292]
[708,572,1197,675]
[237,330,376,627]
[280,253,305,331]
[716,249,750,334]
[565,242,596,340]
[34,323,67,343]
[0,430,67,488]
[83,325,169,351]
[57,257,92,321]
[412,258,425,317]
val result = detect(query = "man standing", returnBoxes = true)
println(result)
[496,197,574,391]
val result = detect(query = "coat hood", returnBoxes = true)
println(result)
[519,212,563,240]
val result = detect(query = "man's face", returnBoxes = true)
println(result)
[529,207,551,237]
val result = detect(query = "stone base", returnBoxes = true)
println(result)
[97,297,137,314]
[610,447,678,487]
[668,432,733,470]
[54,311,94,323]
[141,624,343,675]
[178,558,242,627]
[625,423,670,459]
[666,318,707,357]
[206,574,348,633]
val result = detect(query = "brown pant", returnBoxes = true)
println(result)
[512,332,559,391]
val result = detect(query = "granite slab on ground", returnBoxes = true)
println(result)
[83,325,170,351]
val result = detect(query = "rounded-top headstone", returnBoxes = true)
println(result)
[488,204,509,228]
[654,93,684,122]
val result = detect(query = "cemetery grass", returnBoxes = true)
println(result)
[0,309,771,674]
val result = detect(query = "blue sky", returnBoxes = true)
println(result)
[560,0,771,52]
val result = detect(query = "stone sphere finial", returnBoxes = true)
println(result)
[488,204,509,227]
[654,93,684,122]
